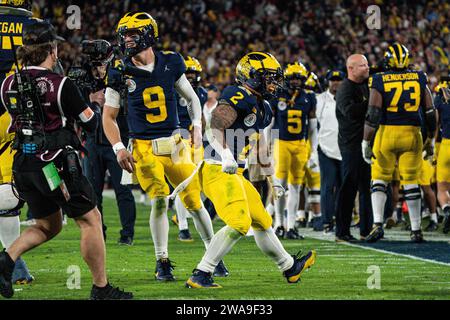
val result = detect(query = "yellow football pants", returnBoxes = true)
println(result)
[274,138,308,185]
[199,162,273,235]
[437,138,450,183]
[419,158,435,186]
[0,113,14,184]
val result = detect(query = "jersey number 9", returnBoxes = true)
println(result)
[143,86,167,123]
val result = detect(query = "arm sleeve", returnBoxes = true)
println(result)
[175,74,202,128]
[61,78,98,133]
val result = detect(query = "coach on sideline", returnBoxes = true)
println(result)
[334,54,373,242]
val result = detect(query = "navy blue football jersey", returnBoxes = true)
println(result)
[369,70,428,126]
[177,85,208,134]
[270,89,316,141]
[107,51,186,139]
[204,85,273,167]
[435,94,450,139]
[0,14,36,82]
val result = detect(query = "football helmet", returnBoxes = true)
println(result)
[116,12,159,57]
[383,43,410,70]
[284,62,309,90]
[184,56,202,86]
[236,52,283,99]
[0,0,31,11]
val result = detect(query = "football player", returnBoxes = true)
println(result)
[362,43,437,243]
[103,12,216,281]
[434,79,450,233]
[271,62,318,239]
[186,52,316,288]
[0,0,35,284]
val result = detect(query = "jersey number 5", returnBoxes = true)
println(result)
[143,86,167,123]
[287,109,302,134]
[384,81,420,112]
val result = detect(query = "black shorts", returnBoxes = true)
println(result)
[13,157,97,219]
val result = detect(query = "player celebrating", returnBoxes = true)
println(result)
[271,62,318,239]
[103,12,216,281]
[186,52,316,288]
[362,43,437,243]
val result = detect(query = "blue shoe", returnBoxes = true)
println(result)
[213,260,229,277]
[177,229,193,242]
[12,257,34,285]
[365,224,384,243]
[0,250,15,298]
[283,250,316,284]
[186,269,222,288]
[155,258,176,281]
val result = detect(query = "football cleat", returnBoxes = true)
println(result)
[12,257,34,285]
[365,224,384,243]
[177,229,193,242]
[283,250,316,284]
[275,226,285,238]
[0,250,15,298]
[213,260,229,278]
[285,229,304,240]
[155,258,176,281]
[410,230,425,243]
[118,236,134,246]
[90,283,133,300]
[424,220,438,232]
[443,209,450,234]
[185,269,222,288]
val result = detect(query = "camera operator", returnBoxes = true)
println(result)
[70,40,136,245]
[0,21,132,299]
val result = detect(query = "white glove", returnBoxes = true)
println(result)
[221,148,238,174]
[308,150,319,169]
[361,140,373,165]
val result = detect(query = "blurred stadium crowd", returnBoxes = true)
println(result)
[30,0,450,90]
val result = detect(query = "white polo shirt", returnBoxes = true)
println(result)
[316,89,342,161]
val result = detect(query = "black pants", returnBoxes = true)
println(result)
[335,149,373,237]
[84,138,136,239]
[318,147,342,226]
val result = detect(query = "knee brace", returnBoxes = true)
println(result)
[308,188,320,203]
[404,185,421,201]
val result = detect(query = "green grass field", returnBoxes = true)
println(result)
[8,197,450,300]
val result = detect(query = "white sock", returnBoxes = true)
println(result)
[287,184,301,230]
[404,184,422,231]
[253,228,294,272]
[274,178,287,229]
[188,206,214,249]
[266,203,275,217]
[297,210,306,220]
[149,197,169,260]
[175,195,189,231]
[430,213,438,223]
[0,216,20,249]
[197,225,242,273]
[371,180,388,224]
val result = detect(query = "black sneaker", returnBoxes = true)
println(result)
[411,230,425,243]
[118,236,134,246]
[213,260,229,277]
[186,269,222,288]
[283,250,317,283]
[178,229,193,242]
[365,224,384,243]
[424,220,438,232]
[90,283,133,300]
[275,226,285,238]
[155,258,176,281]
[0,250,15,298]
[285,229,304,240]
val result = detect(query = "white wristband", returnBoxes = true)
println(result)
[112,142,126,155]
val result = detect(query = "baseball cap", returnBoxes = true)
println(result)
[23,20,65,45]
[326,70,345,81]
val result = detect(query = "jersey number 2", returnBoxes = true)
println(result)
[143,86,167,123]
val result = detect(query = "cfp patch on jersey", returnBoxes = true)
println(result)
[127,79,137,93]
[278,101,287,111]
[244,113,257,127]
[179,97,188,107]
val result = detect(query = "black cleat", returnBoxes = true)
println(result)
[424,220,438,232]
[213,260,229,277]
[285,229,304,240]
[118,236,134,246]
[0,250,15,298]
[443,210,450,234]
[155,258,176,281]
[90,283,133,300]
[365,224,384,243]
[177,229,193,242]
[275,226,285,238]
[186,269,222,288]
[283,250,317,283]
[410,230,425,243]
